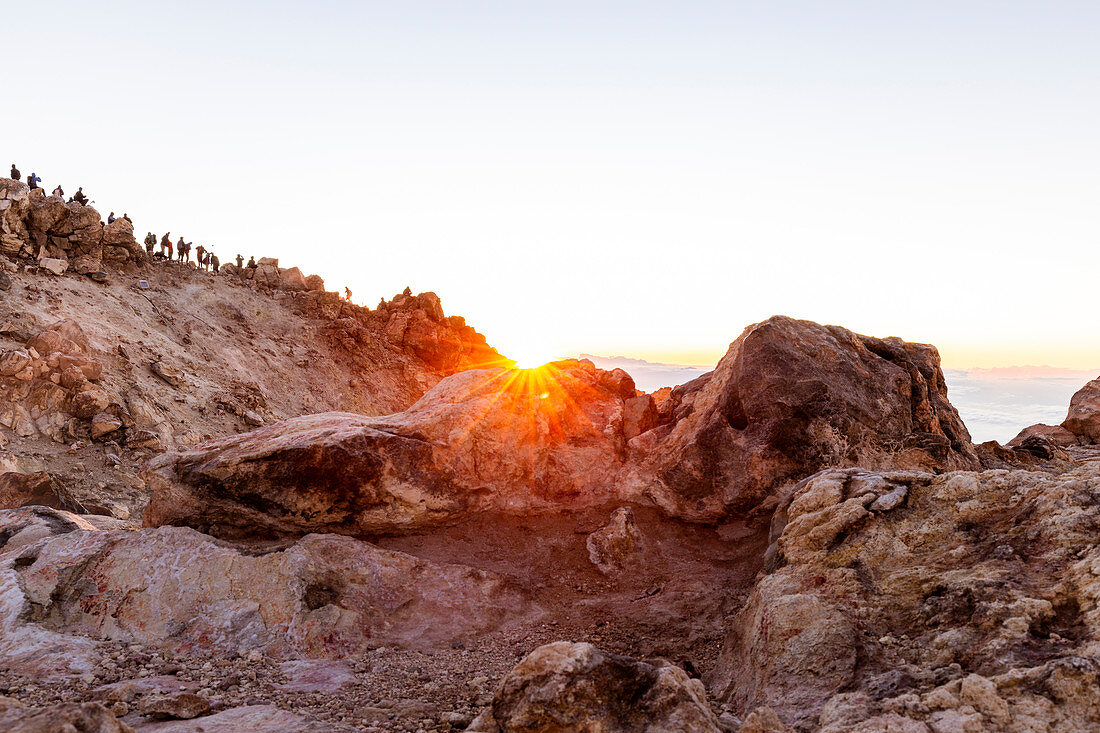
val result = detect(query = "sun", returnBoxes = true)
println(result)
[508,342,559,370]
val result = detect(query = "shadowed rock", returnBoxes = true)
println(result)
[634,316,978,522]
[469,641,720,732]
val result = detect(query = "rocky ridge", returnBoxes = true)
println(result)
[4,171,1100,731]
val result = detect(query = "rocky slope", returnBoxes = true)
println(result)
[4,172,1100,731]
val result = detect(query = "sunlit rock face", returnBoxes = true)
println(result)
[143,360,639,537]
[1063,376,1100,443]
[633,315,978,522]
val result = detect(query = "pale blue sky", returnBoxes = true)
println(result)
[7,2,1100,368]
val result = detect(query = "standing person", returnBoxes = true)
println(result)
[176,237,187,262]
[195,245,205,267]
[160,232,172,257]
[107,212,116,224]
[144,233,156,254]
[26,173,41,190]
[211,253,220,273]
[51,185,64,198]
[344,287,352,302]
[202,252,211,271]
[235,254,243,268]
[10,164,19,180]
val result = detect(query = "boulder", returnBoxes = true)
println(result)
[481,642,720,732]
[37,257,67,275]
[0,472,72,511]
[138,704,350,732]
[69,388,111,419]
[150,360,186,388]
[586,506,643,575]
[1063,377,1100,443]
[709,463,1100,730]
[637,316,978,522]
[0,507,532,666]
[623,394,658,440]
[138,693,211,720]
[277,266,308,291]
[305,273,325,292]
[253,264,280,287]
[144,362,636,537]
[0,702,132,733]
[91,411,123,439]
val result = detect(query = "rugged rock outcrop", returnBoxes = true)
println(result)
[0,506,533,671]
[144,361,637,537]
[634,316,978,522]
[1062,376,1100,443]
[1,179,143,273]
[468,642,720,732]
[0,318,122,447]
[709,461,1100,730]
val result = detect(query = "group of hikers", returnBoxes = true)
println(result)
[12,162,354,297]
[12,163,99,208]
[141,232,247,274]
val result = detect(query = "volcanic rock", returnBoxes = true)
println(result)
[0,702,133,732]
[586,506,643,575]
[1062,376,1100,443]
[37,257,67,275]
[144,361,636,537]
[0,507,532,666]
[138,693,211,720]
[474,642,720,732]
[1009,423,1080,448]
[709,463,1100,730]
[637,316,978,522]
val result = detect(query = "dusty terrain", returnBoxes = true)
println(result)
[3,174,1100,732]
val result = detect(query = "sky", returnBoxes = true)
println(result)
[6,1,1100,372]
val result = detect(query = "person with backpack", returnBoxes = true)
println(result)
[144,233,156,254]
[177,237,187,262]
[51,185,64,198]
[160,232,172,257]
[26,173,41,190]
[10,164,19,180]
[210,253,220,273]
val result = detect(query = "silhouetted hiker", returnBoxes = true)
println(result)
[247,256,256,268]
[176,237,187,262]
[203,252,212,271]
[51,185,63,198]
[195,245,205,266]
[107,212,116,224]
[211,253,220,273]
[345,287,352,302]
[10,164,19,180]
[144,233,156,254]
[123,213,132,223]
[26,173,40,190]
[235,254,243,268]
[160,232,172,257]
[73,188,87,205]
[402,286,412,296]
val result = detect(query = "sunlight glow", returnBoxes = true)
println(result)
[508,344,559,370]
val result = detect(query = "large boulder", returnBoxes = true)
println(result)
[471,642,719,732]
[144,361,636,537]
[1008,422,1080,449]
[709,463,1100,730]
[634,316,978,521]
[0,506,532,671]
[0,701,132,733]
[1062,377,1100,443]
